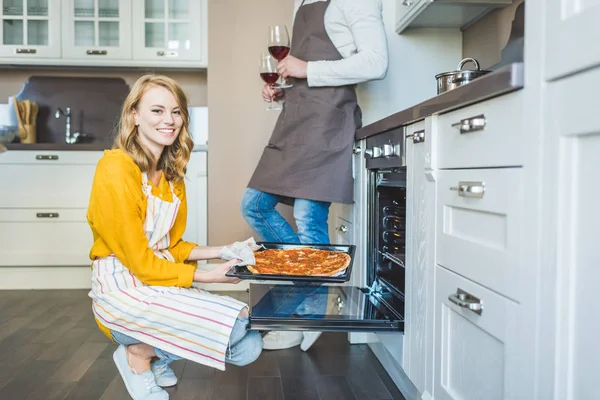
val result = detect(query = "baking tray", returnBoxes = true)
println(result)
[225,242,357,283]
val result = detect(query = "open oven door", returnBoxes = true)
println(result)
[247,281,404,332]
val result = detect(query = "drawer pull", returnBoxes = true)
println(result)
[450,181,485,198]
[337,225,348,233]
[15,48,36,54]
[37,212,59,218]
[405,130,425,143]
[86,49,107,55]
[36,155,59,160]
[451,114,486,134]
[448,288,483,315]
[402,0,413,5]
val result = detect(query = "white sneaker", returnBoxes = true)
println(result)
[262,331,303,350]
[300,332,322,351]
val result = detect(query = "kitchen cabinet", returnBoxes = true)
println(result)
[182,151,207,247]
[0,0,207,67]
[537,63,600,400]
[395,0,512,34]
[132,0,206,64]
[0,151,102,267]
[402,119,435,399]
[433,265,520,400]
[61,0,132,60]
[545,0,600,80]
[0,0,61,58]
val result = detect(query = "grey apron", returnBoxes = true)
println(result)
[247,0,361,204]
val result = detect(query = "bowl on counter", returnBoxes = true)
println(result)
[0,125,17,144]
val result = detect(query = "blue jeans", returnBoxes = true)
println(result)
[241,188,331,244]
[110,316,262,367]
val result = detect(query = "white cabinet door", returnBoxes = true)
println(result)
[183,151,207,246]
[0,209,93,266]
[61,0,132,60]
[403,121,435,398]
[132,0,206,64]
[0,0,61,58]
[541,63,600,400]
[434,265,519,400]
[545,0,600,80]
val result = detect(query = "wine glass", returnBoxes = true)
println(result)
[259,52,282,111]
[267,25,293,89]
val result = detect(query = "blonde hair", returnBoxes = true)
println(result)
[114,74,194,182]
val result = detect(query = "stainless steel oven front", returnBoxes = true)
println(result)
[246,128,407,333]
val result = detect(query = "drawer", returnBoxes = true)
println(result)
[0,209,93,266]
[0,162,97,208]
[434,265,519,400]
[437,91,523,169]
[0,150,103,165]
[437,168,522,301]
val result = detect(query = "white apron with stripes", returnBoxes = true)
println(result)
[89,172,246,371]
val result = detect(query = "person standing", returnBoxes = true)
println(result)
[241,0,388,351]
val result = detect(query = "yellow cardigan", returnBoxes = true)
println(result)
[87,149,197,339]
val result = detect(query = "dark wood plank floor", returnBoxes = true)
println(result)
[0,290,406,400]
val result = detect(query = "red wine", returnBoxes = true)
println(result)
[268,46,290,61]
[260,72,279,85]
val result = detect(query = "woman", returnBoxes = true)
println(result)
[87,74,262,400]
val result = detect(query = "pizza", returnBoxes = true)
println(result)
[247,247,351,277]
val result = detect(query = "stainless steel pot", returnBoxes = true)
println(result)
[435,58,490,94]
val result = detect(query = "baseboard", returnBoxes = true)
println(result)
[0,266,92,289]
[369,341,420,400]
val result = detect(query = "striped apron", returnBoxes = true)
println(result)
[89,172,246,371]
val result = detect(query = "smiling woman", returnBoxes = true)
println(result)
[86,74,263,400]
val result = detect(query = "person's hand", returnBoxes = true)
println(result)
[194,259,241,284]
[277,55,308,79]
[262,84,284,102]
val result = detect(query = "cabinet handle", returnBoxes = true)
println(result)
[15,48,36,54]
[451,114,486,134]
[405,130,425,143]
[36,155,59,161]
[402,0,413,5]
[353,147,362,155]
[450,181,485,198]
[337,225,348,233]
[448,288,483,315]
[37,212,59,218]
[157,50,179,57]
[86,49,107,55]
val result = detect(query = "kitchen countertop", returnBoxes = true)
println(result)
[356,62,524,140]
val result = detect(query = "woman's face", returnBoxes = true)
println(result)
[133,85,183,153]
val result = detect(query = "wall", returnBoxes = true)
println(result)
[207,0,294,246]
[0,69,207,106]
[357,1,462,126]
[462,0,525,69]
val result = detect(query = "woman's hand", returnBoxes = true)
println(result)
[262,84,284,102]
[277,55,308,79]
[194,259,241,284]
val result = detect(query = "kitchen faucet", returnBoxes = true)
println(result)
[55,106,75,144]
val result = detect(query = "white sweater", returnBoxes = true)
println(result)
[293,0,388,87]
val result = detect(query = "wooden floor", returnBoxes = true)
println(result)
[0,289,406,400]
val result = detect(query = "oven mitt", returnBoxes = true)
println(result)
[219,237,262,266]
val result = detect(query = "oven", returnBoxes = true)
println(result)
[246,128,407,333]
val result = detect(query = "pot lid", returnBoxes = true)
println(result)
[435,58,491,78]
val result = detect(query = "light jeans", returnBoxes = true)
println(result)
[241,188,331,244]
[111,316,262,367]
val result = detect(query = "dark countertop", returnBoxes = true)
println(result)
[356,62,524,140]
[5,143,109,151]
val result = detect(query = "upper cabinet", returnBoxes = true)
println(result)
[0,0,207,68]
[61,0,131,60]
[132,0,205,63]
[544,0,600,80]
[0,0,61,58]
[395,0,512,34]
